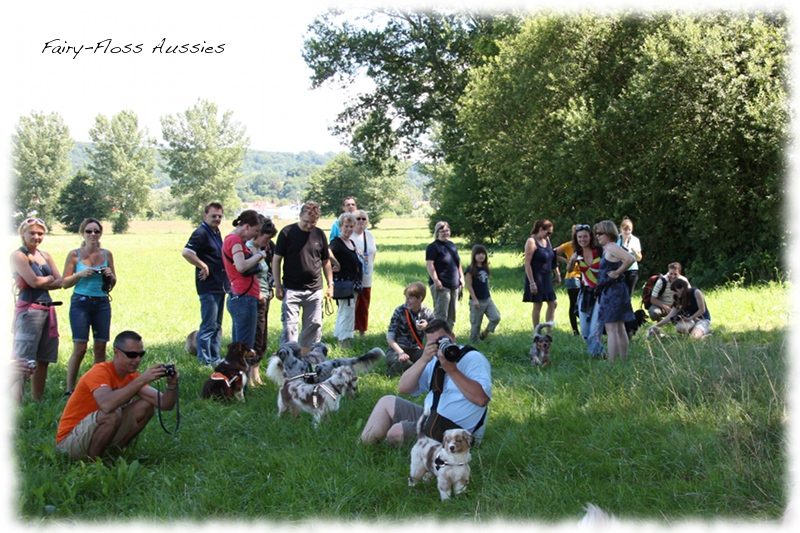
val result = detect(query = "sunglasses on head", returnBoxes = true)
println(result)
[25,217,46,225]
[117,347,146,359]
[576,224,591,231]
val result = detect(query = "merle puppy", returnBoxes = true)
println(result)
[266,341,383,385]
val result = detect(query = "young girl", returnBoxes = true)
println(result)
[465,244,501,344]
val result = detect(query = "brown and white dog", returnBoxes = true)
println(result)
[200,341,254,402]
[408,408,473,501]
[530,320,555,366]
[185,330,198,356]
[276,365,358,426]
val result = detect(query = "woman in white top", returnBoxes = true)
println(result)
[351,210,377,337]
[617,217,642,301]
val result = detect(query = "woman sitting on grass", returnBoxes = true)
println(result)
[652,278,711,338]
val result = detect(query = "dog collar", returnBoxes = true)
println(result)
[312,383,337,408]
[434,452,464,471]
[286,372,317,383]
[209,371,242,388]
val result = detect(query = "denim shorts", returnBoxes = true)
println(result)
[69,293,112,343]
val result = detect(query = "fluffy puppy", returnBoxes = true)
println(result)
[646,325,666,339]
[408,408,473,501]
[200,341,254,402]
[530,320,555,366]
[578,503,619,528]
[276,365,358,426]
[185,330,198,356]
[266,342,383,385]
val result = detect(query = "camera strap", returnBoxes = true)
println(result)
[404,307,424,349]
[428,346,486,436]
[156,380,181,435]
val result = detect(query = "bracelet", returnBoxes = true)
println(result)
[166,385,177,391]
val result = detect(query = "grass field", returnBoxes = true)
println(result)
[8,218,789,524]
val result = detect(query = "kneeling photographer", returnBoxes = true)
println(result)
[55,330,180,461]
[361,319,492,446]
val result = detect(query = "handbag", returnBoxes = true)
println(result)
[332,279,354,300]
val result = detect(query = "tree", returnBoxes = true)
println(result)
[303,8,521,168]
[160,99,250,223]
[444,12,787,284]
[11,111,73,227]
[303,153,406,226]
[55,170,111,233]
[87,110,157,233]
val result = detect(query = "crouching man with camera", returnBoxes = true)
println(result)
[56,330,179,461]
[361,319,491,446]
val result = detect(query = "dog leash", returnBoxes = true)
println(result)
[286,372,317,383]
[324,296,335,316]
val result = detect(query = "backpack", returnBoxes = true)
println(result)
[641,274,667,308]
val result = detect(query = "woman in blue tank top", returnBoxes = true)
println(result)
[60,218,117,396]
[11,218,62,402]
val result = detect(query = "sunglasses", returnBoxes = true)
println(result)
[356,217,367,221]
[85,229,102,234]
[576,224,591,231]
[117,348,146,359]
[596,231,606,236]
[25,217,46,225]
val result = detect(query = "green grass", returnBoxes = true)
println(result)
[11,218,788,523]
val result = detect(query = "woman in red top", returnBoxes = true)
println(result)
[566,225,605,358]
[223,210,264,350]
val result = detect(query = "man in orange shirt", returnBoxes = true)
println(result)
[56,330,180,461]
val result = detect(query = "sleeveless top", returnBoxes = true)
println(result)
[577,247,602,288]
[15,246,53,303]
[74,249,109,297]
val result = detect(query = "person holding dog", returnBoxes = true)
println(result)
[223,209,266,351]
[384,282,435,377]
[11,217,63,402]
[272,201,334,355]
[593,220,635,361]
[361,319,491,446]
[245,217,278,385]
[55,330,180,461]
[651,278,711,338]
[60,217,117,397]
[182,202,230,367]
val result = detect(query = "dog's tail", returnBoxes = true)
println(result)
[416,405,432,438]
[345,347,384,375]
[534,320,555,337]
[578,503,618,528]
[265,355,286,386]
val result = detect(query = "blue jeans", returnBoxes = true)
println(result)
[69,293,112,342]
[578,290,605,357]
[228,293,258,350]
[198,292,225,365]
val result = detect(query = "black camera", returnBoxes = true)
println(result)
[437,337,462,363]
[24,359,37,370]
[163,363,176,377]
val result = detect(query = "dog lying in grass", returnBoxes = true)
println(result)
[530,320,555,366]
[200,341,254,402]
[408,407,473,501]
[276,365,358,426]
[266,341,383,385]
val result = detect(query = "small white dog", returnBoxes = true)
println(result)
[276,365,358,426]
[646,325,666,339]
[408,409,473,501]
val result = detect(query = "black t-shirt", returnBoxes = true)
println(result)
[426,239,461,289]
[274,223,330,291]
[185,222,230,294]
[329,237,361,282]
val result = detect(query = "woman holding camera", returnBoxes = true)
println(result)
[329,212,362,348]
[12,217,63,401]
[61,218,117,397]
[223,210,265,350]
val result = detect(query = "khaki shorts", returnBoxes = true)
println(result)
[392,397,424,442]
[56,406,138,461]
[691,319,711,336]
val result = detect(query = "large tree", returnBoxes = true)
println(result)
[11,111,73,227]
[303,8,521,168]
[303,153,406,226]
[55,170,111,233]
[160,99,250,223]
[445,12,788,284]
[87,110,157,233]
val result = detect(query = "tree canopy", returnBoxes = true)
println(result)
[160,99,250,223]
[11,111,73,228]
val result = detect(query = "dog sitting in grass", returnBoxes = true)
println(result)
[408,407,473,501]
[200,342,254,402]
[530,320,555,366]
[266,341,383,385]
[276,365,358,426]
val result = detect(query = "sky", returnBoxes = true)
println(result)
[2,0,798,529]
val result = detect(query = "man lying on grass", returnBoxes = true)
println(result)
[361,319,491,445]
[55,330,180,461]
